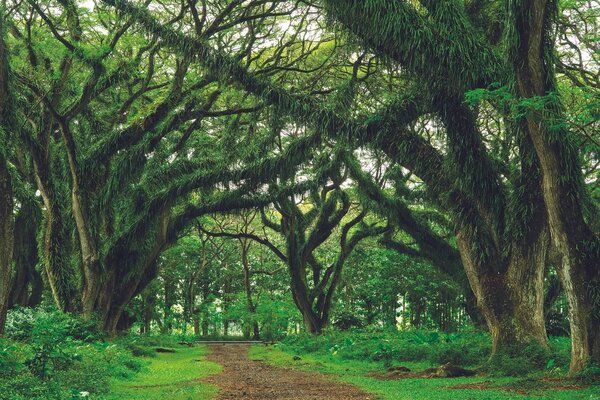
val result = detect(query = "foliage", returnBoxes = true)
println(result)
[0,309,145,399]
[280,329,572,375]
[5,306,101,342]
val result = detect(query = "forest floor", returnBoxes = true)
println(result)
[102,343,599,400]
[250,346,600,400]
[202,343,374,399]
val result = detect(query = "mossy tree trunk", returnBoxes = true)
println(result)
[0,13,14,335]
[0,155,13,335]
[509,0,600,372]
[9,202,41,307]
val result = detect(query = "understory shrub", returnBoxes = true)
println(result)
[0,308,145,399]
[281,328,572,375]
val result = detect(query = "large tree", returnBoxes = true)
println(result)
[0,5,15,335]
[100,0,598,370]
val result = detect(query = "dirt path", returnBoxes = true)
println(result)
[202,344,374,400]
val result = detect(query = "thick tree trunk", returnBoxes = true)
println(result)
[28,270,43,307]
[0,10,14,335]
[102,285,137,335]
[99,212,168,335]
[288,263,325,334]
[511,0,600,372]
[100,260,159,335]
[68,164,101,317]
[457,230,549,357]
[301,311,325,334]
[0,155,13,335]
[33,173,76,312]
[9,203,40,307]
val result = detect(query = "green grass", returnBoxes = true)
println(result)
[102,345,221,400]
[250,345,600,400]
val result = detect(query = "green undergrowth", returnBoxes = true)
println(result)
[250,344,599,400]
[279,329,574,374]
[102,344,220,400]
[0,307,144,400]
[0,307,220,399]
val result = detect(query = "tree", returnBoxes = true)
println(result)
[101,0,598,370]
[0,5,15,335]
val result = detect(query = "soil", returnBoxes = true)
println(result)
[371,363,480,380]
[202,344,375,400]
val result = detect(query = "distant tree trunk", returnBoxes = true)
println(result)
[224,320,229,336]
[384,295,398,329]
[544,273,562,319]
[409,297,424,328]
[193,314,200,335]
[183,274,195,332]
[364,298,375,325]
[240,237,259,339]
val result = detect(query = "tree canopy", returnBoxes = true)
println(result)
[0,0,598,376]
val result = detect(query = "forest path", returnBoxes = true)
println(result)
[202,344,374,400]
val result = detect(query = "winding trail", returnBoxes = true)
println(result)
[202,344,374,400]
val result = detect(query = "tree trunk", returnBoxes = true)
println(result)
[241,239,259,339]
[193,315,200,335]
[201,319,209,337]
[57,119,102,318]
[28,269,43,307]
[0,154,13,335]
[252,321,260,340]
[99,212,168,335]
[302,313,324,334]
[35,180,76,312]
[457,230,549,357]
[287,251,328,334]
[9,204,39,307]
[410,297,424,328]
[163,277,174,334]
[71,183,101,317]
[510,0,600,371]
[0,15,14,334]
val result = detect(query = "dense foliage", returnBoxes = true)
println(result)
[0,0,598,397]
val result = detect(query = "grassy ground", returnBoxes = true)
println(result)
[249,345,600,400]
[102,345,220,400]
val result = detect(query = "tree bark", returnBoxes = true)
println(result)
[0,155,13,335]
[34,168,76,312]
[240,238,260,339]
[0,14,14,335]
[511,0,600,372]
[457,229,550,356]
[9,202,40,307]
